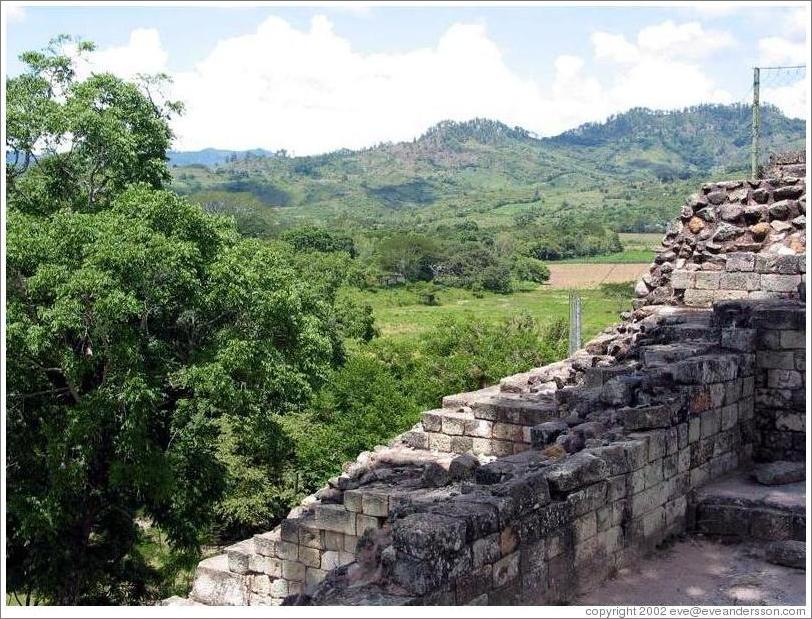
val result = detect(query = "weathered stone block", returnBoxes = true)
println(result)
[253,531,280,558]
[472,533,500,568]
[298,546,321,568]
[545,452,609,493]
[725,252,755,272]
[695,271,721,290]
[492,551,519,588]
[464,418,493,438]
[343,489,363,513]
[421,410,443,432]
[765,541,805,569]
[282,559,306,582]
[767,369,803,389]
[720,272,761,290]
[428,432,452,452]
[442,413,466,436]
[762,274,802,292]
[671,270,694,289]
[780,330,806,349]
[362,491,389,517]
[683,288,714,307]
[573,512,597,543]
[313,504,356,536]
[393,512,467,560]
[621,405,672,431]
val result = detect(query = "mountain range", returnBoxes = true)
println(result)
[169,104,805,233]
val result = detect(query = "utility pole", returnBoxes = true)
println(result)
[568,290,581,356]
[751,67,760,179]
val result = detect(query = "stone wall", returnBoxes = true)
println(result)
[169,164,807,607]
[633,175,805,308]
[304,300,803,606]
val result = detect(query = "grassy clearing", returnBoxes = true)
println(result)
[349,283,633,342]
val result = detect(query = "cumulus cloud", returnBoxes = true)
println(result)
[75,28,169,80]
[637,20,735,59]
[757,36,807,66]
[762,80,807,119]
[79,15,795,153]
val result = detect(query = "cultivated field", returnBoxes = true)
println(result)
[546,263,648,288]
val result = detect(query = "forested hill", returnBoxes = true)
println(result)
[170,104,805,233]
[544,104,804,177]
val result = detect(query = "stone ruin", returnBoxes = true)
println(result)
[166,158,806,606]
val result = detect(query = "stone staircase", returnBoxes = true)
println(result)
[692,465,805,543]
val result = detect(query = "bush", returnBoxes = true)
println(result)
[513,256,550,283]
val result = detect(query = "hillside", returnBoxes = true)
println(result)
[169,104,804,234]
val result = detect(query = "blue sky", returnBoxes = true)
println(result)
[4,2,808,154]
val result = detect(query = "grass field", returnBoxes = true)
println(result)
[349,283,634,341]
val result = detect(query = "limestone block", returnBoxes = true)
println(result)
[362,491,389,517]
[253,531,280,557]
[720,272,761,290]
[780,329,806,349]
[671,269,694,289]
[684,288,714,307]
[725,252,755,272]
[761,274,802,292]
[545,452,609,493]
[281,559,306,582]
[313,504,356,536]
[492,551,519,589]
[472,533,500,568]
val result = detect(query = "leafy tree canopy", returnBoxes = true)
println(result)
[5,38,344,604]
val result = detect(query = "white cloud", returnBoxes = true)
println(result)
[762,80,807,119]
[76,28,168,80]
[80,16,793,153]
[5,4,26,23]
[636,20,735,59]
[592,32,639,64]
[758,36,807,66]
[782,7,810,36]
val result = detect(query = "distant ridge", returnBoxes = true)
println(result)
[167,147,278,167]
[169,103,804,231]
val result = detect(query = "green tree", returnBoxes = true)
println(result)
[281,226,357,257]
[513,256,550,284]
[5,40,343,604]
[377,233,442,283]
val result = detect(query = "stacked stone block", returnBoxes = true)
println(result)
[635,175,806,308]
[410,394,559,457]
[305,302,779,605]
[713,301,807,462]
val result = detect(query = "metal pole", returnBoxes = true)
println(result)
[751,67,760,179]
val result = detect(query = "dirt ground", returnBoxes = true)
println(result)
[547,264,648,288]
[576,536,806,606]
